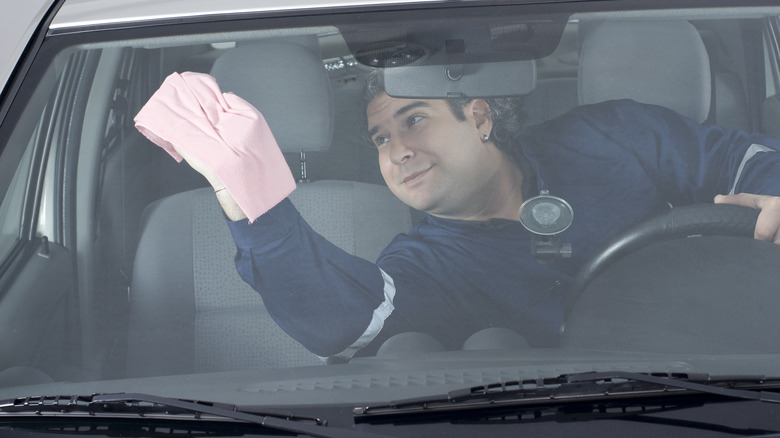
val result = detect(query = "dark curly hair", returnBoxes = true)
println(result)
[362,69,528,168]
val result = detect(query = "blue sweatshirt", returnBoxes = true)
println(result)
[226,100,780,359]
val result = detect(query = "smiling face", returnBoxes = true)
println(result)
[366,93,525,221]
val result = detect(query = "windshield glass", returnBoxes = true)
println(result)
[1,0,780,424]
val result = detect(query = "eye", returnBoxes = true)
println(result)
[373,135,390,148]
[407,115,423,127]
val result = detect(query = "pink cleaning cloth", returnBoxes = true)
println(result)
[133,71,295,222]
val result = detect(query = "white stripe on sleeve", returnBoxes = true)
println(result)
[729,143,775,195]
[321,268,397,361]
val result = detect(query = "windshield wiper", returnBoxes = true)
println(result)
[0,393,387,438]
[568,371,780,402]
[353,371,780,420]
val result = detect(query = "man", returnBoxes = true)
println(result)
[136,71,780,361]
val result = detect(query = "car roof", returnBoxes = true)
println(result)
[49,0,442,30]
[0,0,55,98]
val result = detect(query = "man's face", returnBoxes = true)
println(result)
[366,93,506,220]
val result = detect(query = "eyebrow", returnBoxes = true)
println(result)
[367,101,433,138]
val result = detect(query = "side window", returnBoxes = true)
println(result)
[0,134,34,262]
[762,17,780,137]
[0,55,65,266]
[764,18,780,98]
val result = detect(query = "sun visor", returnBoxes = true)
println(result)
[383,59,536,98]
[339,8,565,98]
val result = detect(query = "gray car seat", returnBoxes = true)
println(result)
[522,20,750,130]
[126,39,411,377]
[578,20,712,123]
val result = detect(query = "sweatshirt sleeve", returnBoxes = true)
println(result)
[589,100,780,204]
[225,198,396,359]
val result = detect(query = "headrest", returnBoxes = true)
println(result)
[578,21,711,123]
[210,38,334,152]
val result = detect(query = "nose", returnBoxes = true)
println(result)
[388,135,415,165]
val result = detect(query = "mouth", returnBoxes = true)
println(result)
[402,166,432,185]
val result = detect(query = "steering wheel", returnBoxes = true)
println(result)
[564,203,759,315]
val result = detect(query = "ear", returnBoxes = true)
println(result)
[467,99,493,139]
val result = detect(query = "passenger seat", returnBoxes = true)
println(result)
[126,39,411,377]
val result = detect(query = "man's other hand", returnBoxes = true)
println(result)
[715,193,780,244]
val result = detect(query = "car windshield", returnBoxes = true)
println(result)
[1,0,780,433]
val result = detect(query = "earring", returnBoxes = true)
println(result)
[482,134,489,142]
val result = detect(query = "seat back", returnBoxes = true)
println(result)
[521,77,578,127]
[578,20,712,123]
[126,39,411,377]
